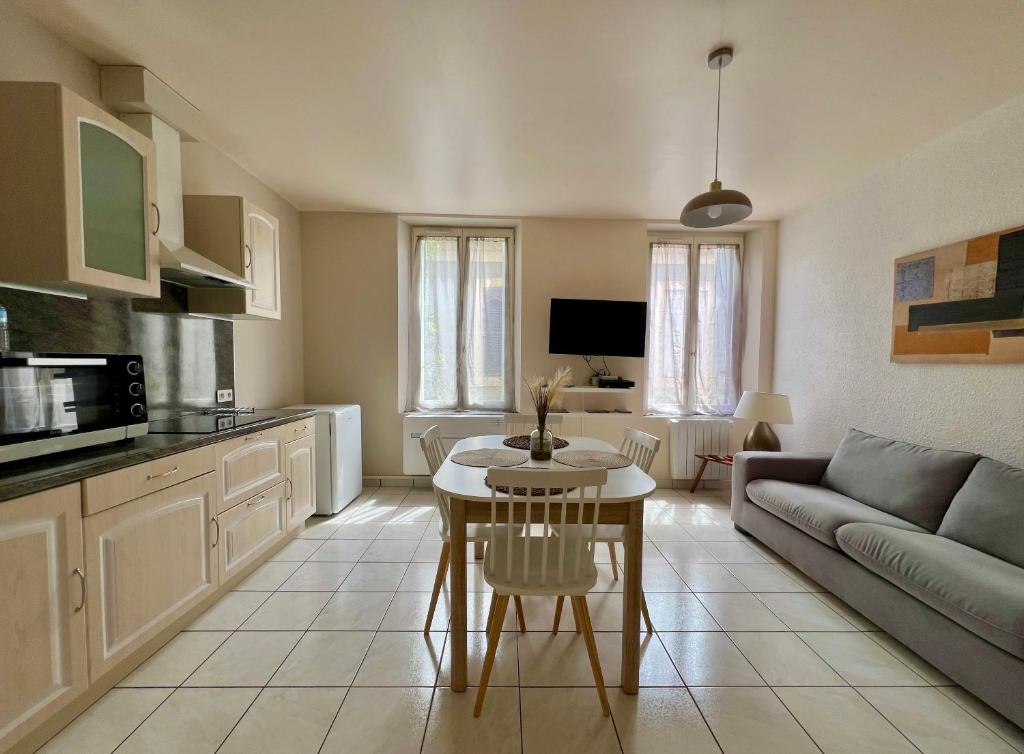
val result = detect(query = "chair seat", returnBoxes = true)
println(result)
[483,535,597,596]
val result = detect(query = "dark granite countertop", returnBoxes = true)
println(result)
[0,409,318,504]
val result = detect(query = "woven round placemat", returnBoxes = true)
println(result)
[503,434,569,450]
[554,450,633,469]
[451,448,528,468]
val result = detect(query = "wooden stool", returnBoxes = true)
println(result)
[689,454,733,493]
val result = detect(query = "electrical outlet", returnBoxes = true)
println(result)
[216,389,234,403]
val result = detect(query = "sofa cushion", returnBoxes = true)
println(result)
[820,429,980,531]
[837,523,1024,659]
[937,458,1024,569]
[746,479,927,549]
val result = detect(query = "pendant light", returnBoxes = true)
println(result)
[680,46,752,228]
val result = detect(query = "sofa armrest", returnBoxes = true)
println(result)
[732,451,833,506]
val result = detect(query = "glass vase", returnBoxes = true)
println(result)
[530,424,554,461]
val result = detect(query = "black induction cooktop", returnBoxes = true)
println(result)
[146,408,284,434]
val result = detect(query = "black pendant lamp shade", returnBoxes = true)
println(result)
[681,46,752,228]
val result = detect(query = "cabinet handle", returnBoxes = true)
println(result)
[244,432,263,442]
[151,203,161,235]
[244,244,252,269]
[211,517,220,548]
[72,568,86,613]
[146,466,178,481]
[285,478,293,501]
[248,493,267,507]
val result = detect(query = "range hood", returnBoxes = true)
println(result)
[159,243,254,289]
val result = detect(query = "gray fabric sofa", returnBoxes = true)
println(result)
[731,429,1024,728]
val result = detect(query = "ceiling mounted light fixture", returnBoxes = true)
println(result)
[680,45,752,228]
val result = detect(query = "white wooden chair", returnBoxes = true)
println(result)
[553,427,661,634]
[419,426,527,633]
[475,466,611,717]
[503,412,564,436]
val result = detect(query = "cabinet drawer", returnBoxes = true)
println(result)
[217,482,287,582]
[215,428,286,513]
[83,445,216,516]
[83,472,217,681]
[282,418,314,443]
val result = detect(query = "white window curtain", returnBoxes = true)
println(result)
[644,239,743,416]
[645,242,690,415]
[407,229,515,412]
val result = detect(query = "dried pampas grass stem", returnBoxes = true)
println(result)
[524,366,572,428]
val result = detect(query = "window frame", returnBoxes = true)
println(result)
[407,225,517,413]
[644,231,744,417]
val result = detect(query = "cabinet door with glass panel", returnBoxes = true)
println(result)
[0,82,160,298]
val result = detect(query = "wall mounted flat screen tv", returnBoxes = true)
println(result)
[548,298,647,357]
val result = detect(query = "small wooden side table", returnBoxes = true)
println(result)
[690,454,733,493]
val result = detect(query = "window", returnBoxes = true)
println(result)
[645,237,742,416]
[407,227,515,411]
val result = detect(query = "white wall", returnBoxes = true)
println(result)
[774,94,1024,466]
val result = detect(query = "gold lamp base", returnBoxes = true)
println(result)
[742,421,781,452]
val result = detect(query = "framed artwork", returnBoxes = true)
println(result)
[891,225,1024,363]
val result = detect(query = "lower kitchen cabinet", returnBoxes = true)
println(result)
[216,429,286,513]
[284,434,316,531]
[217,481,287,582]
[0,485,88,752]
[83,472,218,681]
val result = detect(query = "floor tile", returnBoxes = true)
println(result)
[219,687,346,754]
[728,631,846,685]
[118,631,230,687]
[695,593,789,631]
[376,521,429,539]
[380,590,450,630]
[269,538,324,561]
[585,590,625,631]
[937,687,1024,751]
[657,541,717,565]
[798,632,929,686]
[864,631,954,685]
[295,518,342,539]
[184,631,301,686]
[812,593,878,630]
[754,592,856,631]
[309,538,373,561]
[640,563,692,592]
[610,688,720,754]
[310,590,395,630]
[684,523,748,541]
[659,631,764,686]
[775,687,918,754]
[278,561,356,591]
[438,631,519,687]
[398,560,445,591]
[469,590,522,631]
[117,687,258,753]
[644,523,694,541]
[702,541,770,564]
[38,689,171,754]
[520,687,621,754]
[353,631,445,686]
[774,562,825,589]
[339,561,409,591]
[859,687,1019,753]
[389,505,436,523]
[187,591,270,631]
[691,686,819,754]
[517,632,680,687]
[423,687,521,754]
[360,538,419,562]
[336,504,396,524]
[321,687,432,754]
[412,538,445,562]
[270,631,375,686]
[725,563,808,592]
[234,561,300,591]
[330,522,385,539]
[644,592,720,630]
[240,591,331,630]
[674,563,749,592]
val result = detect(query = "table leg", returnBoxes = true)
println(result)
[449,496,468,691]
[621,498,643,694]
[689,457,710,493]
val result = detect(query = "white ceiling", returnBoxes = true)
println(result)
[23,0,1024,220]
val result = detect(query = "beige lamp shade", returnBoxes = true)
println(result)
[734,392,793,424]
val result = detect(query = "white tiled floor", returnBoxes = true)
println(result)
[40,486,1024,754]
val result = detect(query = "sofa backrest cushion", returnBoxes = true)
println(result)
[820,429,979,531]
[937,458,1024,568]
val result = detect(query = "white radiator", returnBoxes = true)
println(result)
[402,414,505,475]
[669,417,733,483]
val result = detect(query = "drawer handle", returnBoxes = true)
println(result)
[248,493,267,507]
[245,432,264,442]
[211,517,220,548]
[146,466,178,481]
[72,568,86,613]
[285,478,293,501]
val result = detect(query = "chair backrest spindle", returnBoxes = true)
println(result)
[620,427,661,474]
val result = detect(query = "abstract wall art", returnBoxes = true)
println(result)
[891,225,1024,363]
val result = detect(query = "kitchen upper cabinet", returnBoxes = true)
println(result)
[284,434,316,531]
[184,195,282,319]
[0,485,88,752]
[83,472,218,681]
[0,82,160,298]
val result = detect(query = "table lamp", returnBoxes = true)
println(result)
[733,392,793,451]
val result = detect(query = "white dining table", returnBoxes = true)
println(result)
[432,434,656,694]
